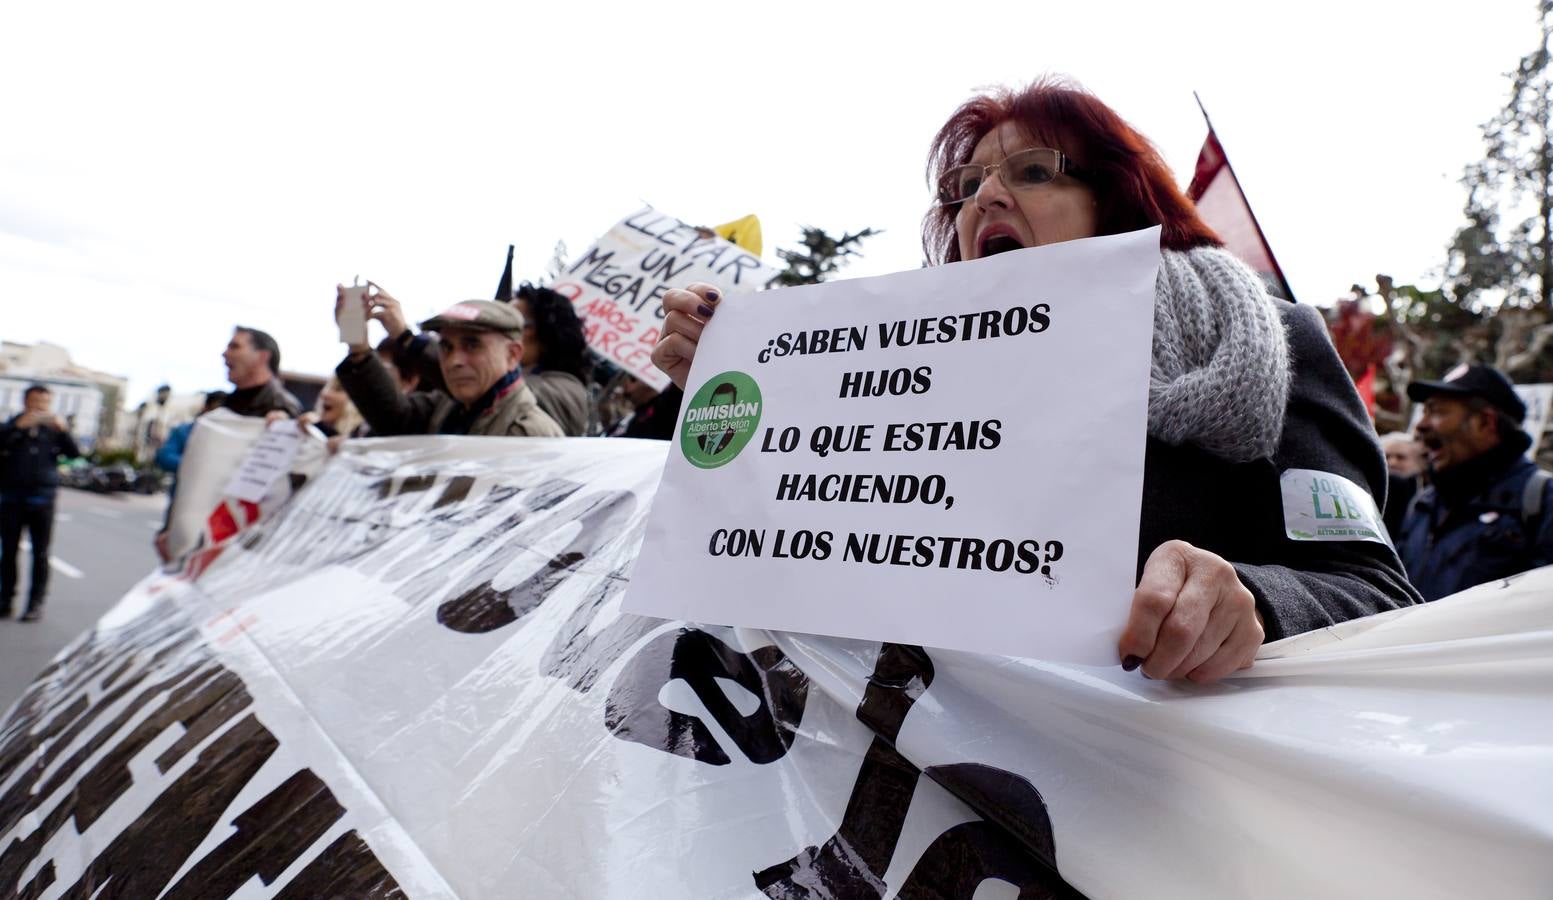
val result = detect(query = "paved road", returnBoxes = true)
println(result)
[0,487,168,715]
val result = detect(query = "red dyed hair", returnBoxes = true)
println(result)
[922,77,1220,264]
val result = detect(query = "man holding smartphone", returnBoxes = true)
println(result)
[1,385,80,621]
[334,285,563,438]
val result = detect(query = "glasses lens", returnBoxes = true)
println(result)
[938,165,982,205]
[1004,149,1059,188]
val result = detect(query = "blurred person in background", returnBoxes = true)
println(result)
[514,282,592,436]
[310,377,364,438]
[1380,432,1427,478]
[1379,431,1427,541]
[607,375,681,440]
[376,331,446,398]
[153,390,228,562]
[1399,365,1553,600]
[221,327,301,417]
[0,385,80,621]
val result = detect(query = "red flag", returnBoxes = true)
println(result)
[1354,364,1377,417]
[1186,126,1295,301]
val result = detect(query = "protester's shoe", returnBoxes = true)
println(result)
[19,607,42,623]
[0,607,11,620]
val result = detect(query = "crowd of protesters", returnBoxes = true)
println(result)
[15,78,1552,668]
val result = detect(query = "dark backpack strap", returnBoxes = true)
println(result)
[1521,468,1552,528]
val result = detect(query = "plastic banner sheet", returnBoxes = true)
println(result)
[1,435,1549,898]
[163,409,328,565]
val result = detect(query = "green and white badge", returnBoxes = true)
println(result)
[1280,469,1390,546]
[680,371,763,469]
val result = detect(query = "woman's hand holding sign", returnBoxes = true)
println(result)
[655,282,720,391]
[1120,540,1263,683]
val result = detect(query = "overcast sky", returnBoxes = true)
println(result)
[0,0,1538,402]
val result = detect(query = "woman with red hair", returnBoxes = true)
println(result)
[654,79,1418,682]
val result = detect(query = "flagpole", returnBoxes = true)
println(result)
[1191,93,1297,303]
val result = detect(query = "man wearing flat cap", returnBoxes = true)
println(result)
[1397,363,1553,600]
[335,288,563,438]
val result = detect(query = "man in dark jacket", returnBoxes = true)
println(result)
[221,326,301,418]
[1397,364,1553,600]
[0,385,81,621]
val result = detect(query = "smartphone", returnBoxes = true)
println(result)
[337,285,370,345]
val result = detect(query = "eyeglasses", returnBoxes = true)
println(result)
[934,148,1083,207]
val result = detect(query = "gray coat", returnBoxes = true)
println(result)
[1140,301,1422,640]
[526,370,592,437]
[336,353,563,438]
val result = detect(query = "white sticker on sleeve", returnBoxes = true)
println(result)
[1279,469,1392,547]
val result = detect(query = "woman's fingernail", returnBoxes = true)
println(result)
[706,289,720,302]
[1122,655,1143,672]
[696,303,715,318]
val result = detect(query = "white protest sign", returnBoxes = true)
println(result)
[1515,383,1553,458]
[626,228,1161,663]
[553,205,781,390]
[221,418,303,502]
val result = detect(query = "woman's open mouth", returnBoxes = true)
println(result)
[977,229,1026,258]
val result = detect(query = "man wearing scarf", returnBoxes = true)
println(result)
[337,299,563,438]
[1398,364,1553,600]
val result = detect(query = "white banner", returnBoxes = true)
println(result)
[164,408,328,565]
[2,433,1550,899]
[553,205,781,390]
[627,229,1160,663]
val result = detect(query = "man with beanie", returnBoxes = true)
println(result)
[336,291,563,438]
[1397,364,1553,600]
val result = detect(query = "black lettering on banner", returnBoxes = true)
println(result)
[0,608,409,899]
[432,475,477,509]
[0,618,191,793]
[381,484,532,584]
[896,764,1073,898]
[53,713,276,898]
[0,657,253,895]
[273,831,407,899]
[605,628,810,766]
[754,643,931,895]
[754,645,1077,899]
[539,575,660,694]
[437,488,636,634]
[161,768,346,899]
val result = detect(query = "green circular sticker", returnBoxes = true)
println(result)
[681,371,763,469]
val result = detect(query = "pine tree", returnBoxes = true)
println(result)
[1445,0,1553,376]
[767,226,880,288]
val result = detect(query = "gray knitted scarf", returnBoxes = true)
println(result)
[1149,246,1291,462]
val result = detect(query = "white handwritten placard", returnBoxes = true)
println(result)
[222,420,303,503]
[553,205,781,390]
[625,228,1161,663]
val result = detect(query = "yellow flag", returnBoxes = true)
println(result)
[713,215,763,255]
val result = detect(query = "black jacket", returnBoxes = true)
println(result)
[222,379,301,418]
[1396,444,1553,601]
[1139,302,1421,640]
[0,415,81,502]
